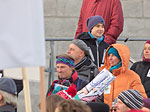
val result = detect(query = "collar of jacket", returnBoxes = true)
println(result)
[67,70,78,83]
[88,32,104,44]
[99,65,123,76]
[112,67,123,76]
[75,56,91,70]
[77,32,93,40]
[143,61,150,65]
[55,70,78,85]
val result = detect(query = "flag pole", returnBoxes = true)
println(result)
[22,68,32,112]
[40,66,46,112]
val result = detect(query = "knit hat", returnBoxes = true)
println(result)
[56,56,75,68]
[71,39,89,55]
[57,86,77,100]
[87,15,105,32]
[145,40,150,44]
[143,98,150,109]
[118,89,143,109]
[0,77,17,95]
[108,47,121,61]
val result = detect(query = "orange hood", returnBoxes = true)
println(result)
[102,43,130,73]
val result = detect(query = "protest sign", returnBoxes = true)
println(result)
[78,68,115,102]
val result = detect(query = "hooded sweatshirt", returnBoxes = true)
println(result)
[99,44,147,107]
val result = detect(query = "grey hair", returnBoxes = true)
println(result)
[0,90,18,108]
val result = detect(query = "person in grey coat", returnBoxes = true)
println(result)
[67,39,99,82]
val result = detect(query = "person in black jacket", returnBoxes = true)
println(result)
[77,15,109,67]
[130,40,150,97]
[0,77,18,112]
[46,54,87,96]
[67,39,99,82]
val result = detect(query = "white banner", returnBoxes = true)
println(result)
[78,68,115,102]
[0,0,45,71]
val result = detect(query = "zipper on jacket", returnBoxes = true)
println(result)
[101,49,106,66]
[96,40,99,67]
[112,79,115,103]
[89,48,95,62]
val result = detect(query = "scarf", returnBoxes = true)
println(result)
[110,62,122,73]
[88,32,104,44]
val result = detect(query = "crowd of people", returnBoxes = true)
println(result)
[0,0,150,112]
[44,9,150,112]
[44,39,150,112]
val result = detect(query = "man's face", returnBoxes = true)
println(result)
[115,99,130,112]
[56,63,72,80]
[67,43,83,61]
[91,23,104,38]
[108,54,120,66]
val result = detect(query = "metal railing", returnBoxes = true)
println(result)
[45,37,149,86]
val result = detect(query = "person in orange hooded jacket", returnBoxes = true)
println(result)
[98,43,147,107]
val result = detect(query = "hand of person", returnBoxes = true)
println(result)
[77,87,89,95]
[92,88,97,92]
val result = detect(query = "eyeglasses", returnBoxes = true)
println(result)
[111,97,118,112]
[110,107,116,112]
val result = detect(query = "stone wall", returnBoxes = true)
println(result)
[44,0,150,60]
[44,0,150,39]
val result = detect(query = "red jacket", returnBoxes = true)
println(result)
[75,0,124,45]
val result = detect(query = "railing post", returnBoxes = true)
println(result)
[48,41,54,87]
